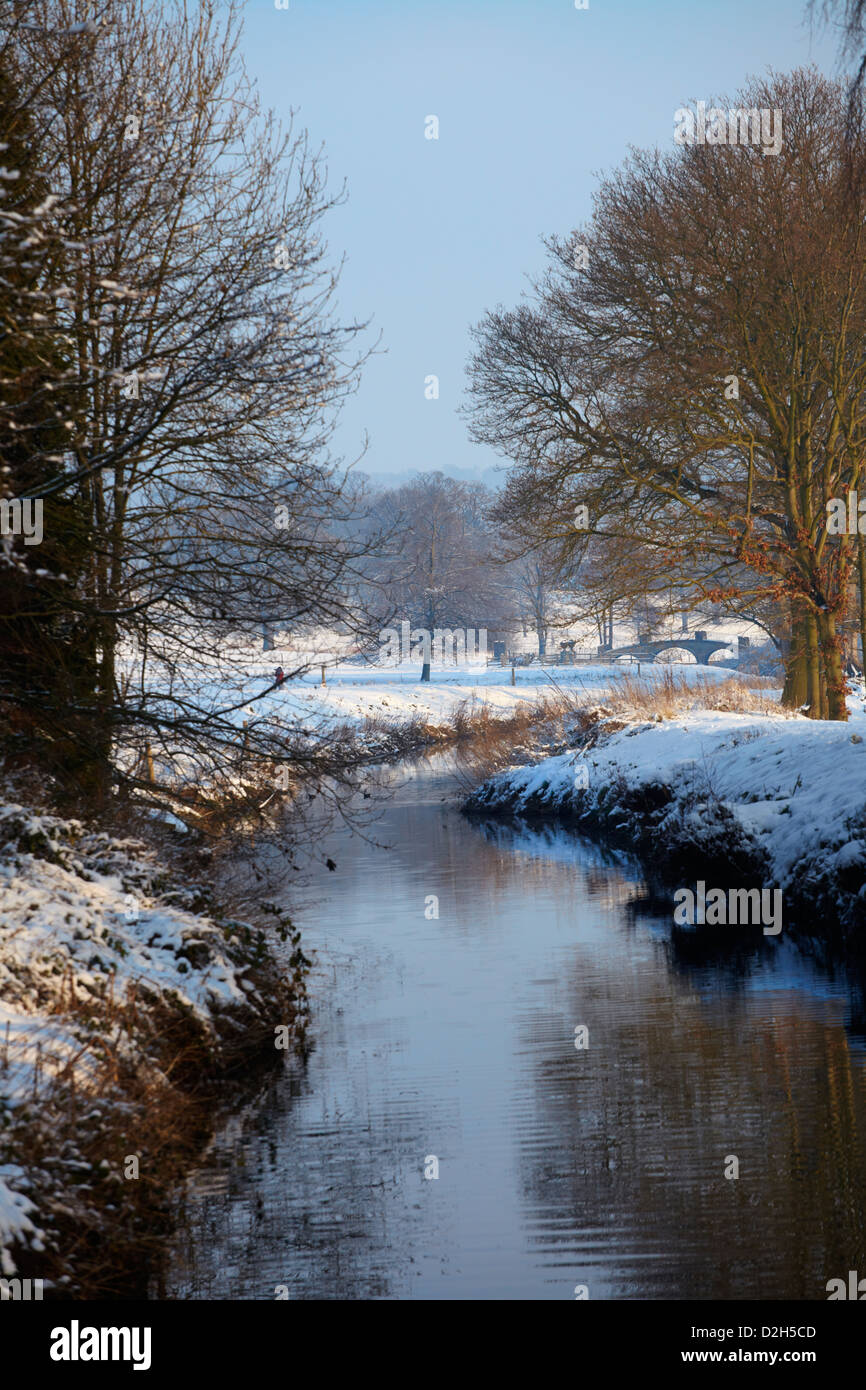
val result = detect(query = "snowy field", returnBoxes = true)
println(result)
[215,656,755,732]
[116,614,773,763]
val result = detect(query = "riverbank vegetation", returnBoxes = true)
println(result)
[0,784,309,1296]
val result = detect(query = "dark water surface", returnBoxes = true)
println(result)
[162,757,866,1300]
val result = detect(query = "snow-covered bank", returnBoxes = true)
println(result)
[464,695,866,933]
[0,801,299,1294]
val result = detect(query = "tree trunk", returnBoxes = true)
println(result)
[805,613,822,719]
[816,610,848,720]
[87,624,116,803]
[781,614,808,709]
[859,531,866,675]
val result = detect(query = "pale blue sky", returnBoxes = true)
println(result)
[241,0,840,480]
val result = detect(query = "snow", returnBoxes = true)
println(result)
[190,653,742,733]
[0,1166,43,1277]
[0,801,273,1276]
[113,617,760,793]
[469,694,866,907]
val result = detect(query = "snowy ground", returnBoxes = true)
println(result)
[0,804,288,1283]
[216,655,748,732]
[115,618,772,793]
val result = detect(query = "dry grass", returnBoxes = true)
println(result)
[567,669,781,721]
[450,671,784,792]
[450,695,574,787]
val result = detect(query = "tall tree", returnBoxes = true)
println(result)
[2,0,381,806]
[467,70,866,719]
[0,42,98,792]
[364,471,504,635]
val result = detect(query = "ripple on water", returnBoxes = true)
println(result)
[161,758,866,1301]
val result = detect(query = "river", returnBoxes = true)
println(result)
[161,755,866,1300]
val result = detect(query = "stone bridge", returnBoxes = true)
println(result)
[598,631,735,666]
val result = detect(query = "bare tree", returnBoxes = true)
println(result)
[2,0,385,811]
[362,471,506,638]
[467,70,866,720]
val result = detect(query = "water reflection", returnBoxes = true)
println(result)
[163,758,866,1300]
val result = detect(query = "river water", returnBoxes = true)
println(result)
[163,756,866,1300]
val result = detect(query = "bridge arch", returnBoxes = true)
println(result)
[653,644,699,664]
[602,636,734,666]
